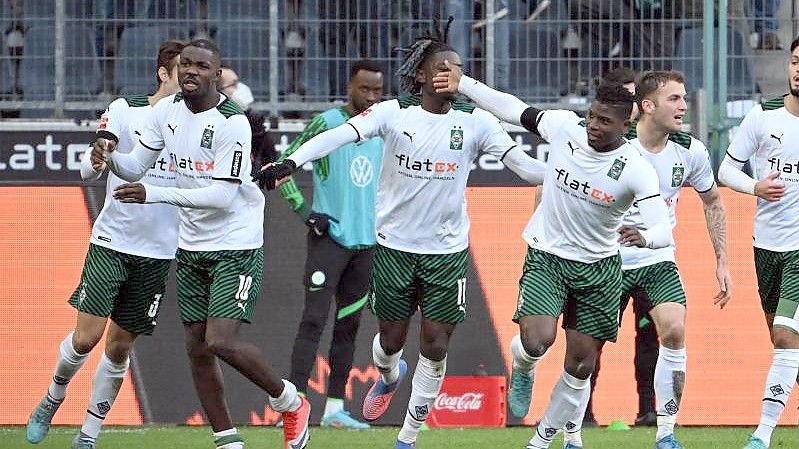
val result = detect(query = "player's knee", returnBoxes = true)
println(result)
[104,338,134,364]
[658,321,685,348]
[564,356,597,380]
[205,335,236,358]
[773,327,799,349]
[72,328,104,354]
[520,330,554,358]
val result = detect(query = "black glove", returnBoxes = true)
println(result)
[306,212,331,237]
[253,159,296,190]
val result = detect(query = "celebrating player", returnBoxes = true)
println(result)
[256,18,545,449]
[433,60,673,449]
[26,40,184,449]
[719,37,799,449]
[101,39,310,449]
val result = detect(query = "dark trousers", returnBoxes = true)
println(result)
[289,233,375,399]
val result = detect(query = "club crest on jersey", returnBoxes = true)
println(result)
[607,158,626,180]
[450,126,464,150]
[671,165,685,187]
[200,125,214,149]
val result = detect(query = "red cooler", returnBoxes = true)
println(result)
[427,375,506,428]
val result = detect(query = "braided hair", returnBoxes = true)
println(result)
[395,16,455,94]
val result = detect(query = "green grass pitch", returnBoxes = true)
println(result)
[1,426,797,449]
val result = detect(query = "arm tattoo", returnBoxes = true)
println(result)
[702,192,728,263]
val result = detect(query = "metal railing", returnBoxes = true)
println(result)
[0,0,794,132]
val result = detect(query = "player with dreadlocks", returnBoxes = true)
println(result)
[433,52,674,449]
[256,17,545,449]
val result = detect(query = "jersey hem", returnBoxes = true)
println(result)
[177,242,264,252]
[752,242,799,253]
[522,237,617,264]
[376,238,469,255]
[89,238,176,260]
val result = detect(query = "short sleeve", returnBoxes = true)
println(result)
[473,109,516,159]
[346,100,396,141]
[726,105,762,163]
[212,114,252,181]
[536,109,583,143]
[138,98,167,151]
[97,98,128,142]
[685,138,715,192]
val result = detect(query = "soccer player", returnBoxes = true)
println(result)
[278,59,384,429]
[564,70,733,449]
[101,39,310,449]
[433,61,673,449]
[256,19,545,449]
[25,39,184,449]
[719,37,799,449]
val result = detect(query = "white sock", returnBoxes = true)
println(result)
[213,427,244,449]
[268,380,302,413]
[373,333,403,385]
[80,353,129,439]
[527,371,590,449]
[563,376,591,447]
[511,334,543,375]
[397,354,446,444]
[323,397,344,418]
[654,345,687,441]
[48,332,90,401]
[752,349,799,446]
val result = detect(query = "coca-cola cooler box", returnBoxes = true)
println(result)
[427,376,506,428]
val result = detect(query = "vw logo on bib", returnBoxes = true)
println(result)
[350,155,374,187]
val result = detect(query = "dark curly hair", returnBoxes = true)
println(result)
[595,83,634,120]
[394,16,455,93]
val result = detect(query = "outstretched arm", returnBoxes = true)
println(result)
[697,185,732,308]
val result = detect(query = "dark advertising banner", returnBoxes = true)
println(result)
[0,128,547,186]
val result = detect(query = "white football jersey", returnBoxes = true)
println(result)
[90,96,179,259]
[727,96,799,252]
[523,110,661,263]
[347,95,519,254]
[139,93,264,251]
[620,133,715,269]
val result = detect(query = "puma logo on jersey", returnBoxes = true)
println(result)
[235,141,244,148]
[167,123,177,134]
[567,141,578,155]
[770,133,784,144]
[403,131,415,142]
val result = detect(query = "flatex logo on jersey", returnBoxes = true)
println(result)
[554,167,616,206]
[349,155,374,187]
[767,158,799,184]
[394,153,459,181]
[168,152,214,177]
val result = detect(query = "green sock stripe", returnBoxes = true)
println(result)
[214,434,244,446]
[337,295,369,320]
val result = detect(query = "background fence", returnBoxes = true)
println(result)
[1,1,797,146]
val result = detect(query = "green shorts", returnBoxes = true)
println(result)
[176,248,263,324]
[755,247,799,332]
[620,261,687,311]
[68,243,171,336]
[514,247,622,342]
[369,245,468,324]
